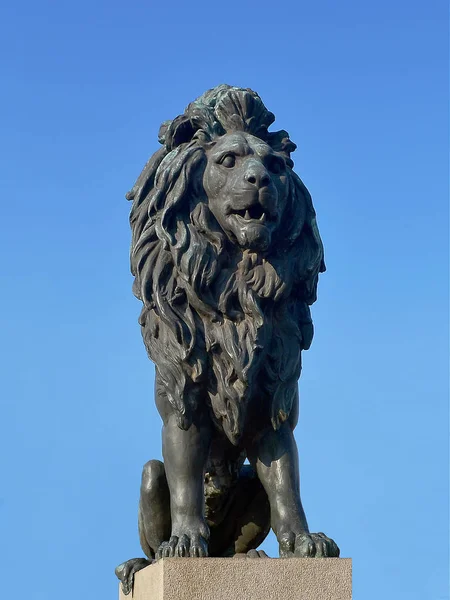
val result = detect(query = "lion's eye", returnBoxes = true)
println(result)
[219,154,236,168]
[267,157,285,174]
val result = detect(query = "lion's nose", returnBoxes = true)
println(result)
[244,164,271,188]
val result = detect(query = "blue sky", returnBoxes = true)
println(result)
[0,1,448,599]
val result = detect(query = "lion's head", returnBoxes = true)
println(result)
[202,130,290,253]
[127,85,325,444]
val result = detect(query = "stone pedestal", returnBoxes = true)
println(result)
[118,558,352,600]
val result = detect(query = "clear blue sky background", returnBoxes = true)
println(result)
[1,2,448,599]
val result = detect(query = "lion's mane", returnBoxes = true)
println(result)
[127,85,325,444]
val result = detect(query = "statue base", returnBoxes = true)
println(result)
[118,557,352,600]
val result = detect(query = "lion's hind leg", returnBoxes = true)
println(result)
[139,459,172,555]
[116,459,171,595]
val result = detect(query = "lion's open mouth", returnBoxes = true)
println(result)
[233,205,267,222]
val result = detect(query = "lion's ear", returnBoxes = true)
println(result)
[267,130,297,167]
[164,116,197,150]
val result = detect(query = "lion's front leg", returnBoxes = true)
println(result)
[248,422,339,558]
[248,423,308,543]
[158,413,212,558]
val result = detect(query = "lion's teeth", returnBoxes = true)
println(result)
[245,210,251,220]
[260,213,266,222]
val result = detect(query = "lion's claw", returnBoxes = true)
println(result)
[279,532,339,558]
[177,534,190,557]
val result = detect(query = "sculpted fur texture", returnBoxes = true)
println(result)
[128,85,324,444]
[116,86,338,595]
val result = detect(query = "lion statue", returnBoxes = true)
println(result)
[116,85,339,595]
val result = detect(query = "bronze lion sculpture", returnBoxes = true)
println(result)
[116,85,339,594]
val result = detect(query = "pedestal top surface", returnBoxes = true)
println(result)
[118,557,352,600]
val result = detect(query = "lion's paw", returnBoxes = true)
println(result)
[157,533,209,559]
[115,558,151,595]
[279,532,340,558]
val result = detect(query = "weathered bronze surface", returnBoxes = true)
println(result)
[116,85,339,595]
